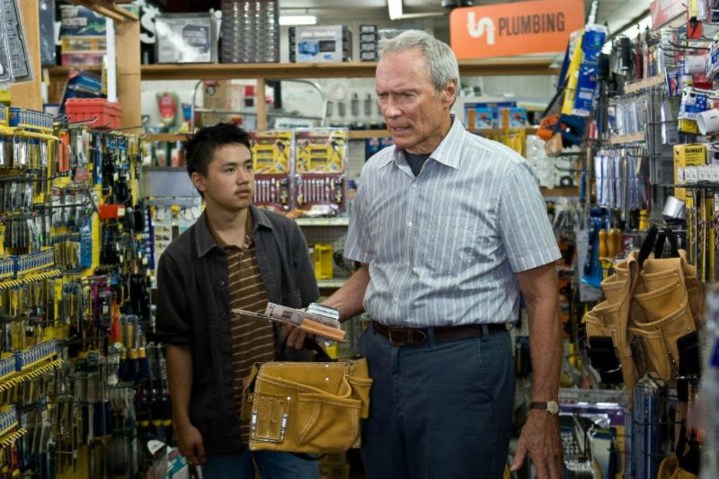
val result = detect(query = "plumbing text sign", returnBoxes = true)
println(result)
[450,0,585,59]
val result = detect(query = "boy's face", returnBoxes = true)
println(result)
[191,144,254,212]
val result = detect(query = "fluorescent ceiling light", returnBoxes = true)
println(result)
[388,0,403,20]
[387,0,444,20]
[279,14,317,26]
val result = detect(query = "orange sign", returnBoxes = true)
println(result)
[450,0,585,59]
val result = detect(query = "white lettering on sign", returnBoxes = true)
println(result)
[467,13,495,45]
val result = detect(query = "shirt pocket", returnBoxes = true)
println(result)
[422,215,479,275]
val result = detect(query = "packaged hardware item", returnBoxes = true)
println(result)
[294,128,348,217]
[155,13,217,64]
[251,130,293,212]
[295,25,351,63]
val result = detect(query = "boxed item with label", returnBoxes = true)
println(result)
[59,5,106,37]
[295,25,351,63]
[155,13,217,64]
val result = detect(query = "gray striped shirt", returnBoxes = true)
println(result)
[345,117,561,327]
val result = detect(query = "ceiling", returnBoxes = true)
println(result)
[276,0,650,38]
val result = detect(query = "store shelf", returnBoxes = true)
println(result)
[471,127,539,136]
[67,0,138,22]
[145,133,189,142]
[317,278,347,289]
[139,58,560,82]
[296,217,349,226]
[349,129,389,139]
[146,129,539,142]
[541,187,579,197]
[609,132,645,145]
[624,75,664,94]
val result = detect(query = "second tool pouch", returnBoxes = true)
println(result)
[629,227,703,385]
[585,226,705,389]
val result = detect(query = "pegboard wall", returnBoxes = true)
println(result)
[302,225,348,259]
[297,137,369,273]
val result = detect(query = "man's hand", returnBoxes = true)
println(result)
[175,423,207,466]
[280,324,307,350]
[510,410,563,479]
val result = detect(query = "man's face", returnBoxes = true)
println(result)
[191,144,254,212]
[375,48,456,154]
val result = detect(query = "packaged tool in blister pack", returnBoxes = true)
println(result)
[294,128,348,217]
[251,130,293,213]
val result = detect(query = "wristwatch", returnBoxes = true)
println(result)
[529,400,560,415]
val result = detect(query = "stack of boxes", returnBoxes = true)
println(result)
[359,25,379,62]
[289,27,297,63]
[59,5,107,66]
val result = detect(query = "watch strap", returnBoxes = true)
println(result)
[529,400,559,414]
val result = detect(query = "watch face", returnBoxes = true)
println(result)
[547,401,560,415]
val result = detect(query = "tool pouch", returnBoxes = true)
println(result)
[242,357,372,454]
[585,252,639,389]
[628,228,703,385]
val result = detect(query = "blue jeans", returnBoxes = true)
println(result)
[200,449,319,479]
[359,323,515,479]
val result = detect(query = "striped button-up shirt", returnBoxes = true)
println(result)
[345,117,561,327]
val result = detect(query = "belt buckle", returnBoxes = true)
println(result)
[387,328,406,346]
[387,327,427,346]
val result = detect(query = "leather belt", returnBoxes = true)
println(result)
[371,321,507,347]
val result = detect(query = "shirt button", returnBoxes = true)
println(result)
[407,221,412,227]
[218,280,225,288]
[411,182,418,189]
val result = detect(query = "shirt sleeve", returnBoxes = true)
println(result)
[344,176,374,264]
[498,162,561,272]
[153,252,192,346]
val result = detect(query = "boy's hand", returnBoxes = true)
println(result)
[280,324,307,350]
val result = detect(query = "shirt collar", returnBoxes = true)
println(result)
[195,204,273,257]
[378,115,466,170]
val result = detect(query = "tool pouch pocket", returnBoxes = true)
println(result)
[586,335,623,384]
[628,304,696,384]
[585,304,635,385]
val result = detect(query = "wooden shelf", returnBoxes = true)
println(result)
[146,129,540,142]
[348,130,388,139]
[610,132,645,145]
[317,278,347,289]
[296,217,349,227]
[145,133,189,142]
[541,187,579,197]
[46,65,102,80]
[68,0,138,22]
[624,76,664,94]
[471,127,539,136]
[139,58,560,82]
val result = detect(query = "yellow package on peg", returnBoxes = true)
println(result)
[314,244,333,280]
[674,144,707,201]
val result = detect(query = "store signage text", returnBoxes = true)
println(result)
[450,0,585,59]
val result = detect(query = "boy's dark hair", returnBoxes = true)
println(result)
[183,123,252,178]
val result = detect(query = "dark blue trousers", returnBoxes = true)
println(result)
[359,323,515,479]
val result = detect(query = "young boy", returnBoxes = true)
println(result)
[154,123,320,479]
